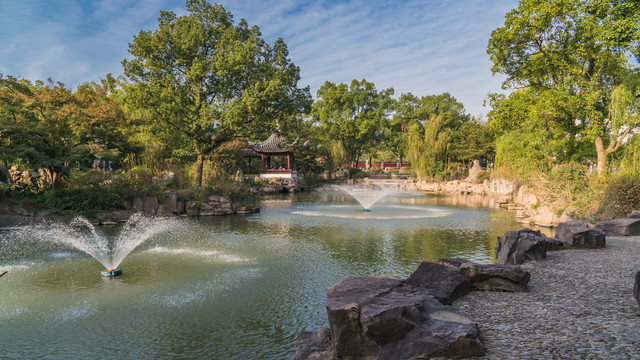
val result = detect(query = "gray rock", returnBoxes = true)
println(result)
[495,228,547,265]
[159,191,178,214]
[626,210,640,219]
[377,290,484,359]
[406,262,473,303]
[459,262,530,292]
[635,271,640,308]
[437,257,470,271]
[292,328,332,360]
[571,229,606,248]
[326,276,401,358]
[185,201,200,216]
[143,196,158,215]
[594,218,640,236]
[544,236,566,251]
[132,198,144,212]
[556,220,588,245]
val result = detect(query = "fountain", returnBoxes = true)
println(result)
[15,213,180,277]
[332,184,396,212]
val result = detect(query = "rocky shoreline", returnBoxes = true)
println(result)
[457,235,640,359]
[295,220,640,359]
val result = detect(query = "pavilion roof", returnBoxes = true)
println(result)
[248,133,293,154]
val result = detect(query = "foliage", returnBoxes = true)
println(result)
[487,0,640,174]
[122,0,311,187]
[312,79,394,175]
[0,75,126,188]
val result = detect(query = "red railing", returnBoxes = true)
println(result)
[342,162,411,168]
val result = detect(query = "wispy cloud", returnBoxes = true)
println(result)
[0,0,517,117]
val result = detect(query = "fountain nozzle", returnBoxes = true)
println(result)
[363,209,371,212]
[101,268,123,277]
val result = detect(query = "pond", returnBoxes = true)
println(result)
[0,191,533,359]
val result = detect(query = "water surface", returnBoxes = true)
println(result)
[0,192,529,359]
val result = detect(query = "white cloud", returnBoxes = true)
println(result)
[0,0,517,117]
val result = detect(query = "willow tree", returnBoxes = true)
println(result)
[487,0,640,174]
[122,0,311,187]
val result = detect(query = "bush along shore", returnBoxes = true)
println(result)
[294,214,640,359]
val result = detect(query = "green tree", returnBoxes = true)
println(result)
[487,0,640,174]
[122,0,311,187]
[312,79,394,173]
[0,75,126,188]
[395,92,472,178]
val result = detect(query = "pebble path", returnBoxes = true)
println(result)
[455,236,640,359]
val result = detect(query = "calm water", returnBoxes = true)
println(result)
[0,191,530,359]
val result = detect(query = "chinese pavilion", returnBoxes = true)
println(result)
[247,133,297,178]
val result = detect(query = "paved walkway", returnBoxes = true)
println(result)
[455,236,640,359]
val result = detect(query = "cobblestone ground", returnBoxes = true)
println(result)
[455,236,640,359]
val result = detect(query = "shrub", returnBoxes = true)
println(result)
[602,172,640,220]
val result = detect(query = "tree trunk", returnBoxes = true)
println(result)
[195,152,204,188]
[595,136,607,176]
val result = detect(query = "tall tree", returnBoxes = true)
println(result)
[122,0,311,187]
[312,79,394,172]
[487,0,640,174]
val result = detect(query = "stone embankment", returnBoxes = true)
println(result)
[0,177,307,227]
[295,216,640,359]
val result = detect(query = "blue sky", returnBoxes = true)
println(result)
[0,0,519,118]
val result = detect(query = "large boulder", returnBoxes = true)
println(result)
[459,262,530,292]
[594,218,640,236]
[299,275,485,360]
[406,262,472,303]
[495,228,547,265]
[326,276,401,358]
[556,220,606,248]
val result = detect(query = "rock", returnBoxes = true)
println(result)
[292,328,332,360]
[378,297,484,360]
[544,236,566,251]
[595,218,640,236]
[437,257,470,271]
[199,202,215,216]
[326,276,401,358]
[133,198,144,212]
[495,228,547,265]
[406,262,473,303]
[626,210,640,219]
[308,275,484,360]
[634,271,640,308]
[176,201,185,214]
[158,191,178,215]
[143,196,158,215]
[467,159,483,183]
[185,201,200,216]
[360,290,425,344]
[207,195,221,203]
[459,262,530,292]
[556,220,589,245]
[556,220,606,248]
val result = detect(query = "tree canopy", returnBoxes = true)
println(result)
[487,0,640,174]
[122,0,311,186]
